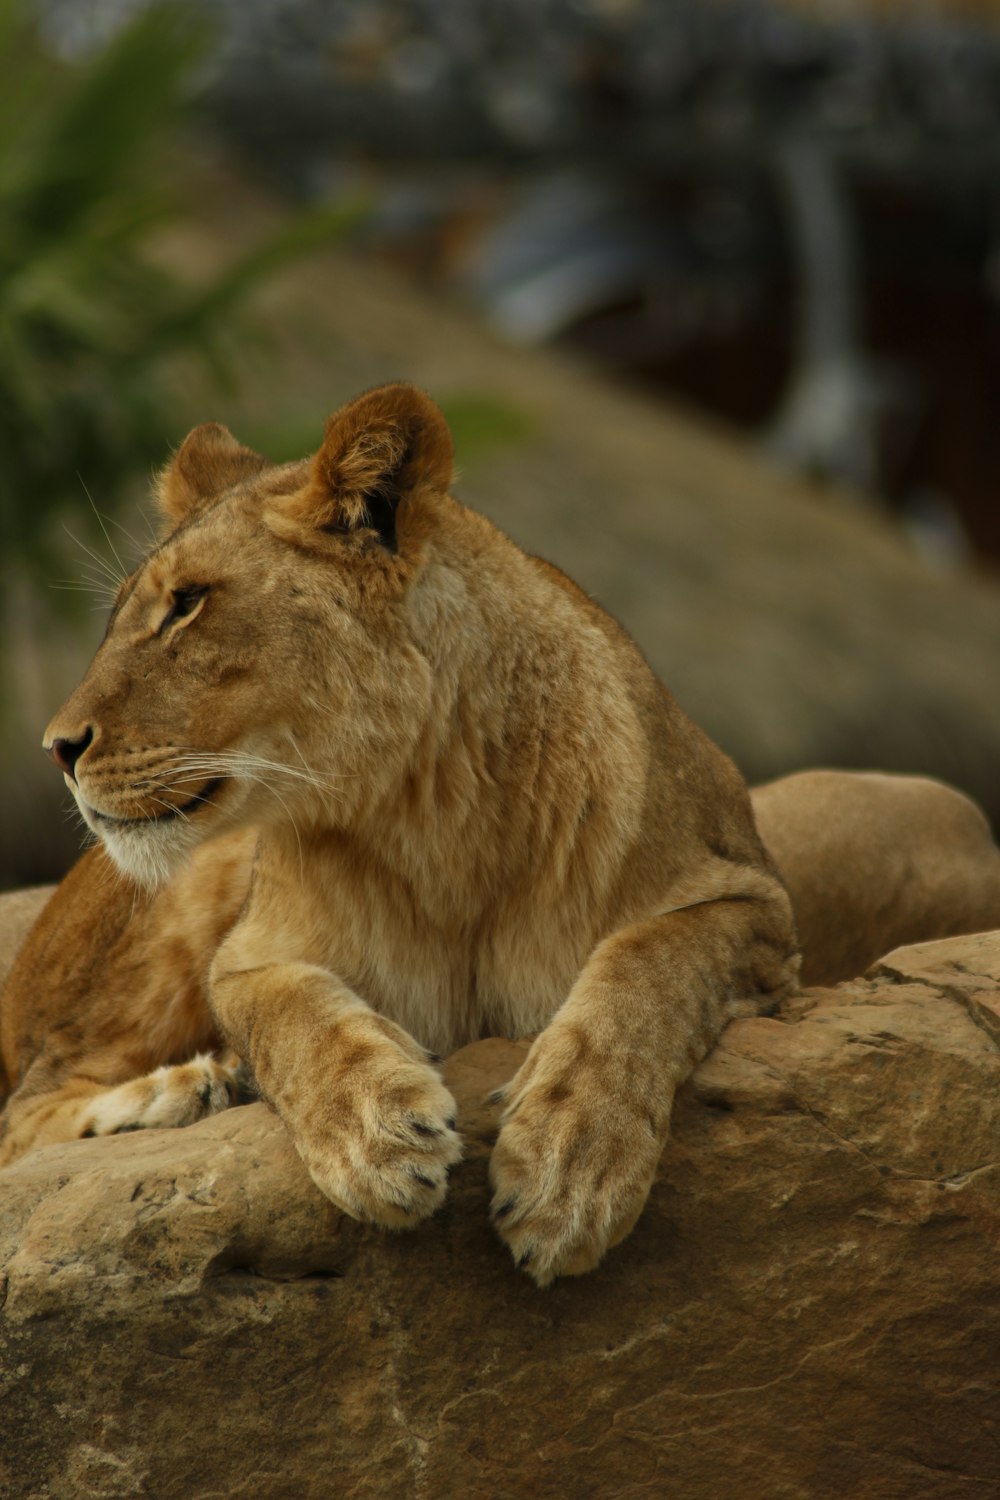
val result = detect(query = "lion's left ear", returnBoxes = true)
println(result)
[273,383,454,550]
[155,424,269,530]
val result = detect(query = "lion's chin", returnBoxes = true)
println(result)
[75,777,233,891]
[74,786,230,888]
[90,816,207,891]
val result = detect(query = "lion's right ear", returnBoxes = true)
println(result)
[155,424,269,530]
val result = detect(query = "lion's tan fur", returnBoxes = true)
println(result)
[752,769,1000,987]
[6,770,1000,1172]
[4,383,998,1282]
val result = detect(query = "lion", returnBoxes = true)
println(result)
[4,382,1000,1285]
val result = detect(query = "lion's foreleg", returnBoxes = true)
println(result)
[489,879,798,1286]
[209,956,463,1226]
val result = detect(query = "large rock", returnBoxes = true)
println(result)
[2,933,999,1499]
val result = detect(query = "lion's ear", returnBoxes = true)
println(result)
[273,383,454,550]
[155,424,269,529]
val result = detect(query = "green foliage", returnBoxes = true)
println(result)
[0,0,356,576]
[436,392,535,464]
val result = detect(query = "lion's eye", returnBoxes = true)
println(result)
[160,585,208,633]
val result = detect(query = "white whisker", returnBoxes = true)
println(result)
[164,748,347,799]
[78,477,129,582]
[62,525,126,590]
[49,578,118,604]
[128,502,161,551]
[146,795,192,823]
[161,758,308,877]
[285,730,311,774]
[95,506,148,560]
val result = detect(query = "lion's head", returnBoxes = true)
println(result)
[45,383,456,886]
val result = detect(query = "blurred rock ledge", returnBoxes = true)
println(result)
[2,929,998,1499]
[6,163,1000,890]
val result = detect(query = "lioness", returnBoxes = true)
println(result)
[6,382,993,1286]
[1,383,803,1281]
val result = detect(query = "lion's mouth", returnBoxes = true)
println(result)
[86,776,226,828]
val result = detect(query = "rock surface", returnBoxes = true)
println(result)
[2,934,999,1499]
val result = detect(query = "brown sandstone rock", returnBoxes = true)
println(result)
[2,940,998,1499]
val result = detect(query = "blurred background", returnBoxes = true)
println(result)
[2,0,1000,888]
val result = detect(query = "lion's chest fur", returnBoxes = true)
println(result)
[255,797,650,1054]
[225,531,733,1054]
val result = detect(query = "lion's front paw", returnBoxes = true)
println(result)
[488,1063,663,1287]
[78,1054,238,1138]
[285,1023,463,1229]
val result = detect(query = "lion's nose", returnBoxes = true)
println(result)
[48,727,94,781]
